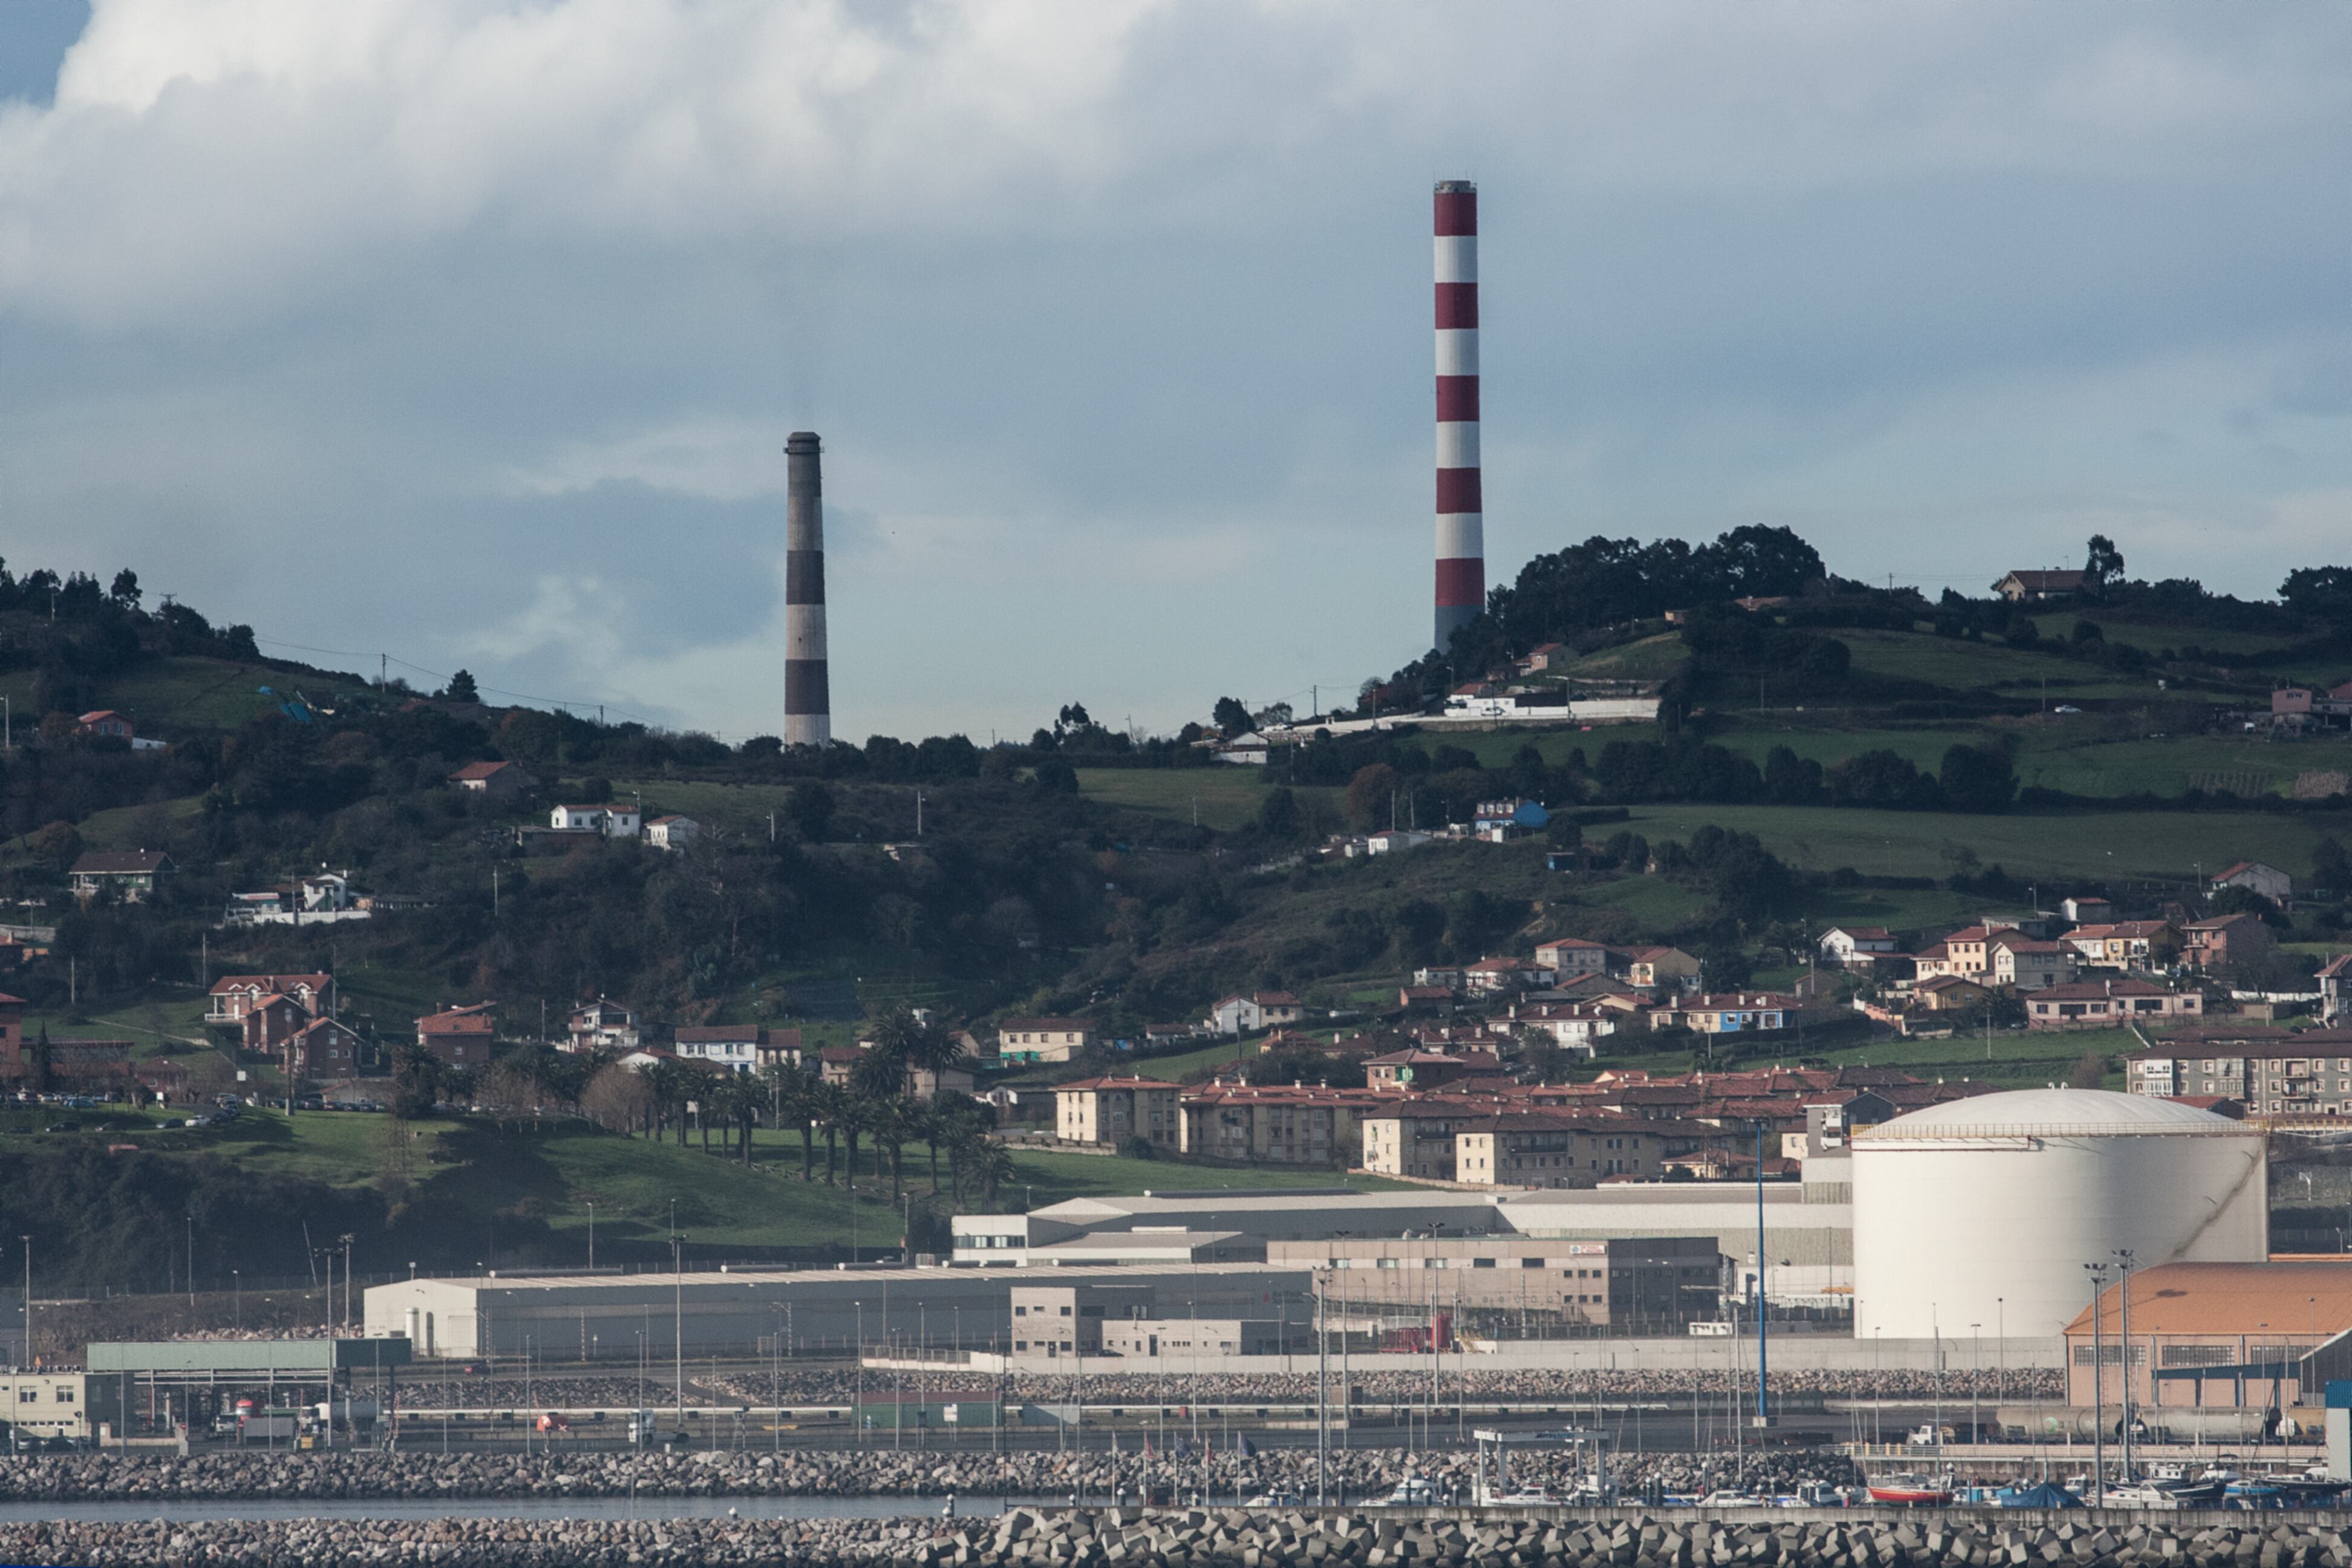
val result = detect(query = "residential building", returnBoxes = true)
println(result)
[2212,861,2293,905]
[2063,921,2178,971]
[1501,1000,1616,1054]
[1923,926,1994,979]
[1912,976,1988,1012]
[1054,1075,1183,1152]
[1469,798,1550,842]
[1517,642,1569,673]
[566,999,639,1053]
[1463,956,1554,996]
[208,973,336,1022]
[2127,1030,2352,1114]
[643,815,700,851]
[816,1045,864,1087]
[76,710,133,741]
[1364,1048,1504,1090]
[673,1024,802,1076]
[907,1063,976,1102]
[2025,978,2203,1031]
[548,803,644,837]
[0,995,130,1087]
[240,993,309,1055]
[1454,1112,1659,1187]
[2059,896,2115,925]
[2180,912,2278,973]
[1988,935,2075,991]
[1624,947,1700,991]
[1180,1082,1389,1165]
[290,1017,365,1082]
[996,1018,1091,1064]
[1818,927,1896,965]
[1204,992,1301,1036]
[2321,954,2352,1026]
[1359,1102,1477,1180]
[1992,568,2086,601]
[1534,938,1615,978]
[417,1004,497,1070]
[446,760,537,799]
[1657,993,1797,1036]
[67,850,172,903]
[1361,830,1433,856]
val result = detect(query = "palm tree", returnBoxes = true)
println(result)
[866,1095,910,1205]
[641,1058,685,1142]
[962,1134,1015,1206]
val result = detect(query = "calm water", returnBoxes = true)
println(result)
[0,1495,1034,1524]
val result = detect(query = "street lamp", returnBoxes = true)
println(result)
[232,1269,241,1331]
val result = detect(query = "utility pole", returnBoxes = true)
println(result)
[2084,1261,2110,1504]
[2114,1248,2136,1481]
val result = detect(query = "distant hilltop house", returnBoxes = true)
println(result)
[1205,991,1302,1037]
[2269,682,2352,731]
[1993,569,2087,603]
[2211,860,2292,905]
[446,760,538,800]
[1471,798,1549,843]
[417,1003,497,1070]
[1817,926,1896,965]
[524,803,699,853]
[550,802,642,837]
[67,850,173,904]
[671,1024,802,1075]
[1211,731,1270,766]
[75,711,163,751]
[222,869,370,927]
[643,814,699,851]
[566,999,639,1054]
[998,1018,1093,1064]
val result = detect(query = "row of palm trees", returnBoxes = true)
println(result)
[599,1009,1018,1208]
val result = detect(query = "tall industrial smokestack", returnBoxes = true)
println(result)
[783,431,831,746]
[1433,179,1483,653]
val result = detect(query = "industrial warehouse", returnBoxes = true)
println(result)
[352,1086,2328,1417]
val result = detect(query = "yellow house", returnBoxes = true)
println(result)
[1054,1075,1182,1151]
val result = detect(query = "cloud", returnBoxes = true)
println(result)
[0,0,2345,740]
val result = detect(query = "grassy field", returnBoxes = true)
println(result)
[1075,769,1341,832]
[1590,1024,2136,1090]
[2024,614,2305,659]
[998,1148,1405,1208]
[1546,635,1690,684]
[1619,802,2352,884]
[1835,629,2152,699]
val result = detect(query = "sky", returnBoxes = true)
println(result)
[0,1,2348,743]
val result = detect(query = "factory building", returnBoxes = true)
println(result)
[1268,1234,1721,1333]
[1853,1088,2269,1342]
[2065,1260,2352,1414]
[952,1180,1850,1301]
[362,1263,1309,1361]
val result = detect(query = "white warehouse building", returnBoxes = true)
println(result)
[1852,1088,2269,1342]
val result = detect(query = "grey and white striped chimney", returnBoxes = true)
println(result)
[783,431,831,746]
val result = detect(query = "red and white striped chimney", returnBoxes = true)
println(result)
[1433,178,1482,653]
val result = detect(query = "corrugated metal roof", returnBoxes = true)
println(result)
[2064,1261,2352,1338]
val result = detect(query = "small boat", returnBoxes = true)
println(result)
[2224,1480,2284,1509]
[1867,1474,1955,1507]
[1244,1490,1303,1508]
[1480,1485,1563,1506]
[1695,1489,1768,1509]
[1374,1477,1443,1507]
[2103,1482,2186,1509]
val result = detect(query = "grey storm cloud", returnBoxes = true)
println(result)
[0,0,2347,740]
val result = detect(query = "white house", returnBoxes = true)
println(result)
[1204,991,1302,1036]
[549,803,644,837]
[1818,926,1897,965]
[1212,731,1270,765]
[644,815,699,851]
[2212,860,2293,905]
[1362,830,1432,856]
[566,999,639,1053]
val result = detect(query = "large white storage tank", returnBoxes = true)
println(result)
[1852,1087,2267,1340]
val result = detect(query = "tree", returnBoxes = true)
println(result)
[2070,1049,2110,1089]
[1763,745,1824,806]
[108,569,140,609]
[1212,697,1252,737]
[1939,744,2017,814]
[2084,535,2125,593]
[1345,764,1401,831]
[786,782,834,841]
[2314,837,2351,895]
[1255,787,1301,837]
[443,668,480,703]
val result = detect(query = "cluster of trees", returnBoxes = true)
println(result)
[500,1009,1017,1211]
[1583,737,2016,812]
